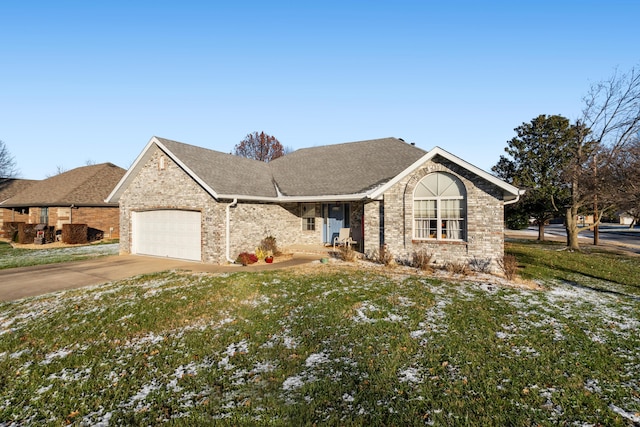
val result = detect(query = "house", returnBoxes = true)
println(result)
[1,163,126,240]
[107,136,523,270]
[0,178,38,236]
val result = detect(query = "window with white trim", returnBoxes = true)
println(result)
[413,172,466,240]
[301,203,316,231]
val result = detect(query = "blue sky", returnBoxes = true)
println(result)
[2,1,638,179]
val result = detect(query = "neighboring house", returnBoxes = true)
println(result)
[0,178,38,235]
[108,137,523,270]
[1,163,126,239]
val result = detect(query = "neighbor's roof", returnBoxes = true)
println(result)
[107,136,523,203]
[2,163,126,207]
[0,178,38,204]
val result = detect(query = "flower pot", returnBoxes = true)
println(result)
[265,256,274,263]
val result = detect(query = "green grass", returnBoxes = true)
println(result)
[0,241,118,269]
[1,253,639,425]
[506,239,640,298]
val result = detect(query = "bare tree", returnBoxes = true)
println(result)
[234,131,285,162]
[564,65,640,250]
[609,136,640,227]
[0,139,18,180]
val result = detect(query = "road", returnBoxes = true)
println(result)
[510,224,640,254]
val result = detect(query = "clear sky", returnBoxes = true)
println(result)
[2,1,638,180]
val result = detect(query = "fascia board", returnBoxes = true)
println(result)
[216,193,369,203]
[105,137,221,203]
[105,137,157,203]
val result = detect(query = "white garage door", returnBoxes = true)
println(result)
[132,210,202,261]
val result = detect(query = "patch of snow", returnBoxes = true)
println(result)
[398,367,423,384]
[305,352,329,368]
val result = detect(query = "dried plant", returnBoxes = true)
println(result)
[412,249,433,271]
[497,254,518,280]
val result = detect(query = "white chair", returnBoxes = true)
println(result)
[333,228,357,250]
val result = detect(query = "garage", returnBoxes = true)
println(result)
[132,210,202,261]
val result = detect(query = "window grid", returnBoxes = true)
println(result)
[413,173,466,241]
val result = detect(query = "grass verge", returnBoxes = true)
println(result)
[0,241,118,270]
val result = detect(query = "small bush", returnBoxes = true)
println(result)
[378,245,395,266]
[497,254,518,280]
[339,245,357,262]
[236,252,258,265]
[445,261,471,276]
[62,224,88,244]
[412,249,433,271]
[17,223,38,244]
[469,256,492,273]
[260,236,280,256]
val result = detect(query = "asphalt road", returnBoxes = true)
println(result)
[509,224,640,254]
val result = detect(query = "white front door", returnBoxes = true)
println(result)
[132,210,202,261]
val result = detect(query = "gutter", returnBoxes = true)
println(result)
[504,189,526,206]
[225,198,238,263]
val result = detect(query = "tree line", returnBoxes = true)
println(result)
[494,65,640,250]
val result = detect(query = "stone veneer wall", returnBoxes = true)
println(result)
[374,157,505,271]
[228,202,322,257]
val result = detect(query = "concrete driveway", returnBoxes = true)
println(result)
[0,253,321,302]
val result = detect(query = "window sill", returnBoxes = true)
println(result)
[412,239,467,245]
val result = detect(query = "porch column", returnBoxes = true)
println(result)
[363,200,381,257]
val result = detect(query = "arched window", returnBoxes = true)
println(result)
[413,172,466,240]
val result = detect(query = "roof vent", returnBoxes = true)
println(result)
[410,142,416,146]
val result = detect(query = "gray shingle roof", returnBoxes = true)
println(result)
[2,163,126,207]
[157,138,277,198]
[155,137,426,198]
[270,138,427,196]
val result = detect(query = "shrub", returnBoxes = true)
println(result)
[62,224,88,244]
[412,249,433,271]
[17,223,38,244]
[339,245,357,262]
[445,261,471,276]
[378,244,395,266]
[236,252,258,265]
[497,254,519,280]
[469,256,492,273]
[260,236,280,256]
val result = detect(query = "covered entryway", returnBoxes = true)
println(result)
[132,210,202,261]
[322,203,350,245]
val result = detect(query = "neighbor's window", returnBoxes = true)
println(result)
[40,207,49,225]
[301,203,316,231]
[413,172,466,240]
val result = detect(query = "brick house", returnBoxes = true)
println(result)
[107,137,523,270]
[0,178,38,237]
[1,163,126,240]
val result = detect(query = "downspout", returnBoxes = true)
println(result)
[504,190,525,205]
[225,198,238,263]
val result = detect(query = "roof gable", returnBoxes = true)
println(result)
[369,146,524,202]
[3,163,126,207]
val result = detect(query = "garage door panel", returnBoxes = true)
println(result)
[132,210,201,261]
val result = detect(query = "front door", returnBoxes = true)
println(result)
[323,203,350,244]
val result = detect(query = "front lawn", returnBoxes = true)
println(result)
[1,251,639,425]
